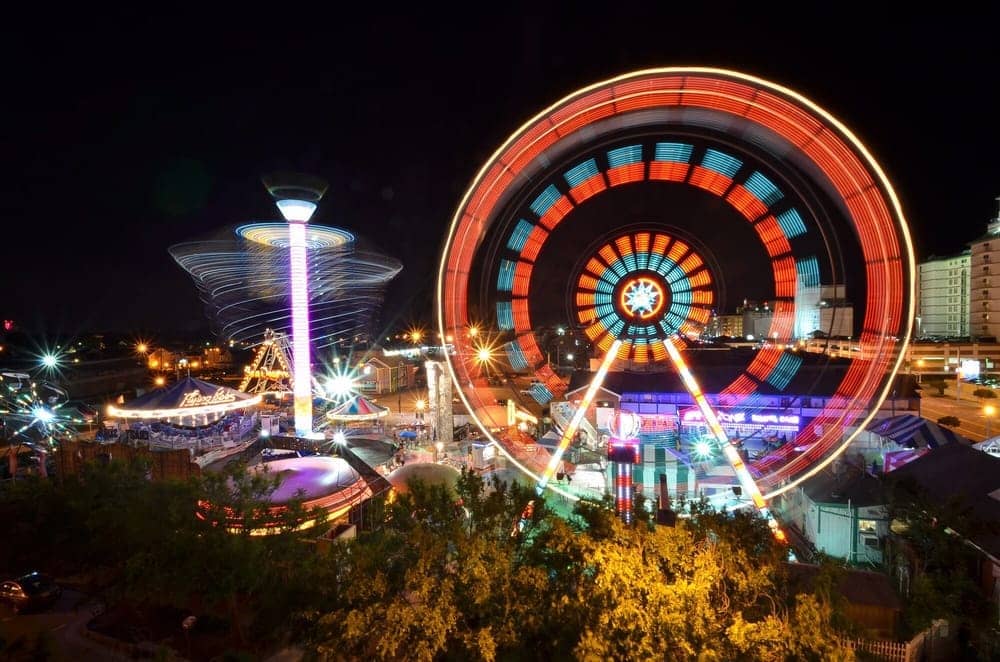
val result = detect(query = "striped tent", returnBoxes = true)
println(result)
[326,395,389,422]
[865,414,968,449]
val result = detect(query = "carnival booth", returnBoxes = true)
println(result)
[107,377,261,464]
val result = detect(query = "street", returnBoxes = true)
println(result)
[919,387,996,442]
[0,589,123,660]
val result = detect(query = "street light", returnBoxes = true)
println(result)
[985,404,996,438]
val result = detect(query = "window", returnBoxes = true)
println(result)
[985,266,991,274]
[858,519,877,532]
[987,255,992,263]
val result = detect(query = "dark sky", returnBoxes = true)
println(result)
[2,8,998,339]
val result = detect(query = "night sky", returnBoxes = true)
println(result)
[3,9,998,339]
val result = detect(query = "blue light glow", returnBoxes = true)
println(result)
[654,142,693,163]
[497,260,516,292]
[775,208,807,239]
[743,172,783,206]
[767,352,802,390]
[701,149,742,177]
[496,302,514,331]
[607,144,643,167]
[507,219,534,253]
[563,159,600,187]
[529,185,562,216]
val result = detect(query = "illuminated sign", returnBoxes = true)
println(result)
[180,390,239,408]
[681,409,800,426]
[960,359,981,380]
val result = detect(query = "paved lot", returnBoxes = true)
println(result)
[0,589,124,660]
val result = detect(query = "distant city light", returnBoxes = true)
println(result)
[468,325,479,338]
[136,342,149,354]
[566,353,574,361]
[476,348,492,363]
[154,376,166,386]
[41,354,59,368]
[415,399,426,411]
[333,431,347,445]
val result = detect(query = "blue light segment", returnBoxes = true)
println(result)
[608,259,628,279]
[766,352,802,391]
[743,172,783,206]
[701,149,742,177]
[504,341,529,371]
[496,301,514,331]
[599,312,618,328]
[608,319,625,338]
[596,303,615,319]
[796,256,821,288]
[530,185,562,216]
[607,144,643,167]
[664,314,685,332]
[653,259,674,278]
[672,291,692,304]
[622,253,637,272]
[528,383,554,405]
[564,159,600,187]
[654,142,693,163]
[636,250,650,270]
[596,279,615,294]
[645,325,657,336]
[507,219,534,253]
[497,260,516,292]
[776,208,807,239]
[595,292,612,306]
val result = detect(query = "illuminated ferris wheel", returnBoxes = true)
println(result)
[437,68,914,514]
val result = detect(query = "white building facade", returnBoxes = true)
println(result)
[917,252,970,338]
[969,201,1000,339]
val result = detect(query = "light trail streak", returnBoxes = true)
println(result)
[663,337,786,541]
[536,339,622,494]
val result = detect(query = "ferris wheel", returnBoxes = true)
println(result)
[437,68,914,513]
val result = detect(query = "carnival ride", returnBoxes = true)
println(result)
[170,222,402,351]
[436,68,915,525]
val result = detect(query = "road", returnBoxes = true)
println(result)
[0,589,125,660]
[919,389,995,442]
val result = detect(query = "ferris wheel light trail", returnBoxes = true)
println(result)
[663,337,786,541]
[537,339,622,495]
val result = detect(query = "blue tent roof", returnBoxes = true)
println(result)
[865,414,969,449]
[123,376,255,411]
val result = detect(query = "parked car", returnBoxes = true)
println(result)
[0,572,62,613]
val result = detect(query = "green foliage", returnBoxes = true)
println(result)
[936,415,960,428]
[305,471,851,661]
[1,461,853,660]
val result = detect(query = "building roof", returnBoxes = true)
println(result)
[888,443,1000,559]
[865,414,970,449]
[565,349,919,399]
[801,465,886,507]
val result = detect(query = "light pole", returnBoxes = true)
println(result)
[985,404,996,438]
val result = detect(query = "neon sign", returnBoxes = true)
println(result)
[180,390,239,408]
[681,409,800,426]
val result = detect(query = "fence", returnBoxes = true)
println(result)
[841,619,951,662]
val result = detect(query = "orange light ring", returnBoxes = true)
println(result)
[438,69,913,497]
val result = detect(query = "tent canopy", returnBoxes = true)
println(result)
[108,376,260,422]
[327,395,389,421]
[865,414,969,449]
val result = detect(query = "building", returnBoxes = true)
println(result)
[778,465,888,565]
[815,285,853,338]
[917,251,971,338]
[968,198,1000,339]
[706,314,743,338]
[358,352,414,395]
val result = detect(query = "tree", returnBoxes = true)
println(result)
[972,387,997,401]
[937,415,960,428]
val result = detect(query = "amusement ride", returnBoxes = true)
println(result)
[437,68,915,529]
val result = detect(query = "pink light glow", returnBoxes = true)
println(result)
[288,221,312,437]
